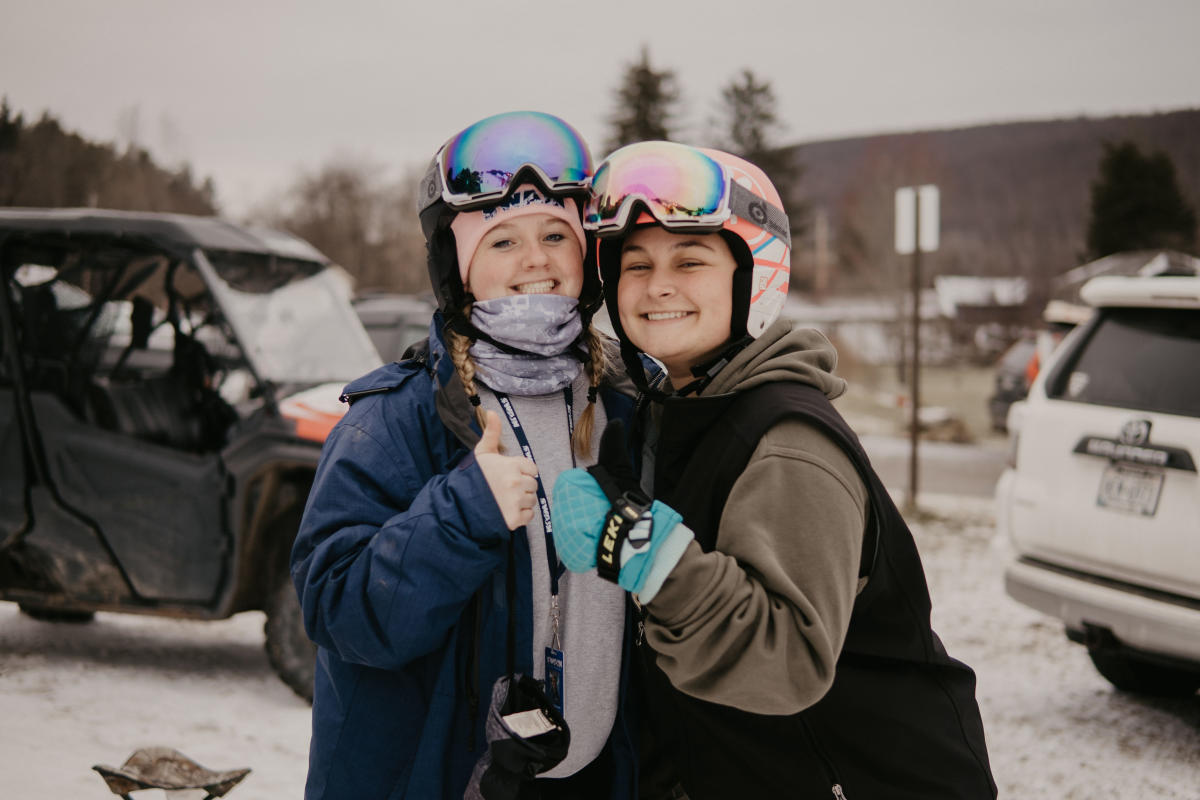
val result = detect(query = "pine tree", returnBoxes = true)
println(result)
[715,70,779,163]
[605,46,680,152]
[1086,140,1197,258]
[713,69,806,237]
[0,97,22,150]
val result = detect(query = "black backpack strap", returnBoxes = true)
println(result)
[701,383,881,580]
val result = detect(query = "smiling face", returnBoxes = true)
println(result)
[616,225,737,386]
[465,212,584,301]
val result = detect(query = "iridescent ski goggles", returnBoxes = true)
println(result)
[417,111,593,215]
[584,141,790,245]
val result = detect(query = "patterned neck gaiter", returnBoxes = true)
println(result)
[469,294,584,396]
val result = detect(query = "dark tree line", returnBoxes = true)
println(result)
[1087,140,1196,259]
[0,99,216,214]
[6,82,1196,303]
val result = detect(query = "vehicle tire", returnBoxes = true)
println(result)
[18,604,96,624]
[264,564,316,704]
[1088,648,1200,697]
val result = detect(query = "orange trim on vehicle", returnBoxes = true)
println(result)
[282,401,345,443]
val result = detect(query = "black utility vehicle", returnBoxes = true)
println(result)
[0,209,382,701]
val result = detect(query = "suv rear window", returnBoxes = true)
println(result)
[1047,308,1200,418]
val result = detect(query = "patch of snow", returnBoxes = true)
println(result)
[2,494,1197,797]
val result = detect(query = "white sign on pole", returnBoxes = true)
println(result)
[917,184,939,252]
[894,187,915,255]
[894,184,940,254]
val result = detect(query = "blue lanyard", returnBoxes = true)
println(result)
[493,386,574,596]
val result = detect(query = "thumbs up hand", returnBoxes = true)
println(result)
[474,410,539,531]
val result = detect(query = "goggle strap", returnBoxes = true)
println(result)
[417,159,443,215]
[727,181,791,247]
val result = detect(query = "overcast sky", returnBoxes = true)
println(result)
[3,0,1199,216]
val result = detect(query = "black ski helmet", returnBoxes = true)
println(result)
[415,111,603,322]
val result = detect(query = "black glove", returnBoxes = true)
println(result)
[584,420,652,582]
[464,674,570,800]
[586,419,642,498]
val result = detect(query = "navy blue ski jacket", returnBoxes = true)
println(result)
[291,313,638,799]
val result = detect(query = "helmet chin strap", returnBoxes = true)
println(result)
[618,339,669,401]
[674,334,754,397]
[670,231,755,397]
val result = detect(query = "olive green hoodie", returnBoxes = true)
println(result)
[642,319,870,715]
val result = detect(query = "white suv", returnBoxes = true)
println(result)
[996,273,1200,696]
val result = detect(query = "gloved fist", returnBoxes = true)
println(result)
[553,418,646,575]
[551,420,692,602]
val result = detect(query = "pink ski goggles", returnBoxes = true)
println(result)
[583,140,790,245]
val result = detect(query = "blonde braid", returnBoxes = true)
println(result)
[447,326,489,432]
[572,324,610,460]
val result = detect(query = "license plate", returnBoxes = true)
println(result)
[1096,464,1164,516]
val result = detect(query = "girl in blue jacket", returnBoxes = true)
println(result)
[291,112,639,800]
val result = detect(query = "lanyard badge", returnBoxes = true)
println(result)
[545,595,565,715]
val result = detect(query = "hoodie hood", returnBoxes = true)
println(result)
[700,319,845,400]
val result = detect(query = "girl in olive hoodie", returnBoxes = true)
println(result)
[552,142,996,799]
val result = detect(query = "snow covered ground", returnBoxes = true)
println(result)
[2,493,1198,799]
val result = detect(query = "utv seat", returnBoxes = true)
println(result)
[88,335,235,453]
[89,373,207,451]
[18,283,72,397]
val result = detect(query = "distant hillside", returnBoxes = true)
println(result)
[0,100,217,215]
[783,108,1200,309]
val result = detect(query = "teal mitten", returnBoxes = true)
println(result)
[551,420,693,602]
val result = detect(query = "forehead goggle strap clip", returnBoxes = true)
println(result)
[725,180,791,247]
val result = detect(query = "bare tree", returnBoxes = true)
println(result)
[246,157,427,294]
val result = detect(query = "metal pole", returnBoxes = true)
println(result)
[907,195,921,511]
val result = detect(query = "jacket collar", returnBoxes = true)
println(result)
[337,311,483,448]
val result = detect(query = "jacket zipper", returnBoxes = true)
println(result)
[339,385,393,404]
[800,716,850,799]
[631,596,647,647]
[464,592,482,752]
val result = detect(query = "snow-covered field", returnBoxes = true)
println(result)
[913,495,1200,799]
[2,494,1198,799]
